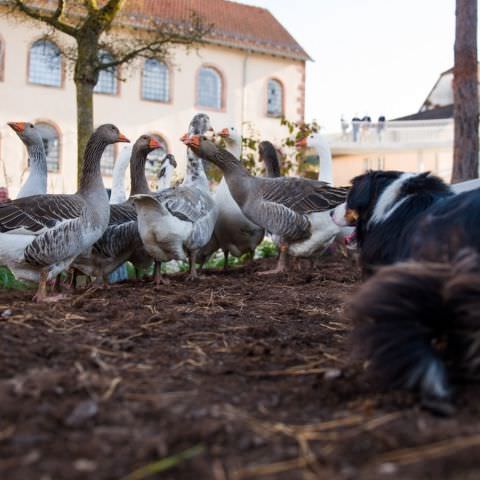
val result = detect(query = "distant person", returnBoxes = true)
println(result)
[377,115,386,141]
[361,115,372,141]
[340,116,349,139]
[0,187,10,203]
[352,116,361,142]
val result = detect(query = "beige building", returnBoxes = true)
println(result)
[0,0,309,196]
[327,67,478,186]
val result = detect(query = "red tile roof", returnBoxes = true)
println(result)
[122,0,311,61]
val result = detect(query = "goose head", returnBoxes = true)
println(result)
[133,134,163,155]
[95,124,130,145]
[8,122,44,148]
[188,113,213,136]
[218,126,241,146]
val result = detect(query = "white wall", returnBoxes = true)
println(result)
[0,13,305,196]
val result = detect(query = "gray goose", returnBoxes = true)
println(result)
[133,113,218,283]
[8,122,48,198]
[183,135,348,274]
[73,134,162,283]
[0,124,129,301]
[204,126,264,268]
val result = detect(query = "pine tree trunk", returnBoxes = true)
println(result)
[451,0,479,183]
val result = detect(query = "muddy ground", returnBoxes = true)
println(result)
[1,255,480,480]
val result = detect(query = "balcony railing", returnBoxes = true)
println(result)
[328,118,454,154]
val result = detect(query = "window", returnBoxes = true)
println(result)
[196,66,222,109]
[142,59,169,102]
[94,50,117,95]
[145,134,168,179]
[35,122,60,172]
[267,79,283,117]
[101,144,116,176]
[28,40,62,87]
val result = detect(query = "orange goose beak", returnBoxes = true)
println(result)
[8,122,26,134]
[148,137,162,149]
[182,134,201,149]
[117,133,130,143]
[295,137,307,149]
[218,128,229,138]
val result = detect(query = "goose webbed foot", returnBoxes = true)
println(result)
[33,272,68,302]
[258,244,289,275]
[35,293,69,303]
[223,250,229,270]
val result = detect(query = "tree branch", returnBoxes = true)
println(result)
[99,0,125,26]
[11,0,78,36]
[83,0,98,14]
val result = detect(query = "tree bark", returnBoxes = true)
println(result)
[451,0,479,183]
[74,38,99,186]
[74,79,94,185]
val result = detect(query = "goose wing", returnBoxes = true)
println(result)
[92,202,138,257]
[0,194,84,234]
[108,202,136,225]
[157,186,215,223]
[261,178,348,214]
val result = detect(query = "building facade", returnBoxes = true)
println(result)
[326,66,480,186]
[0,0,309,196]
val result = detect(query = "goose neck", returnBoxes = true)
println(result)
[130,146,150,195]
[316,145,333,184]
[28,144,48,176]
[78,137,108,195]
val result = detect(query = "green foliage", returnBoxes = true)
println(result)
[0,267,32,290]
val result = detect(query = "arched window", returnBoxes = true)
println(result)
[28,40,62,87]
[267,79,284,117]
[142,59,169,102]
[145,134,168,179]
[196,66,223,110]
[101,144,116,176]
[0,37,5,81]
[94,50,117,95]
[35,122,60,172]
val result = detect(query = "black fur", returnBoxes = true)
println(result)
[350,250,480,414]
[348,171,480,412]
[346,171,453,273]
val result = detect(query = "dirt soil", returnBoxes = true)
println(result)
[1,255,480,480]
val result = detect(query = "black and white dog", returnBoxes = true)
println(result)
[334,170,480,271]
[336,170,480,413]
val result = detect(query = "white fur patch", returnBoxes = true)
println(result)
[369,173,416,226]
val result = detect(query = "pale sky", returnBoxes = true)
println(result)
[237,0,472,132]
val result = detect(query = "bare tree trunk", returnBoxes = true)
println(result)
[452,0,479,183]
[74,80,94,186]
[74,39,98,187]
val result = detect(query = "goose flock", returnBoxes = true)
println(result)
[0,114,348,301]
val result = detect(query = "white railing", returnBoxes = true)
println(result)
[328,118,454,153]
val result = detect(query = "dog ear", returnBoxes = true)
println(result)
[401,172,441,195]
